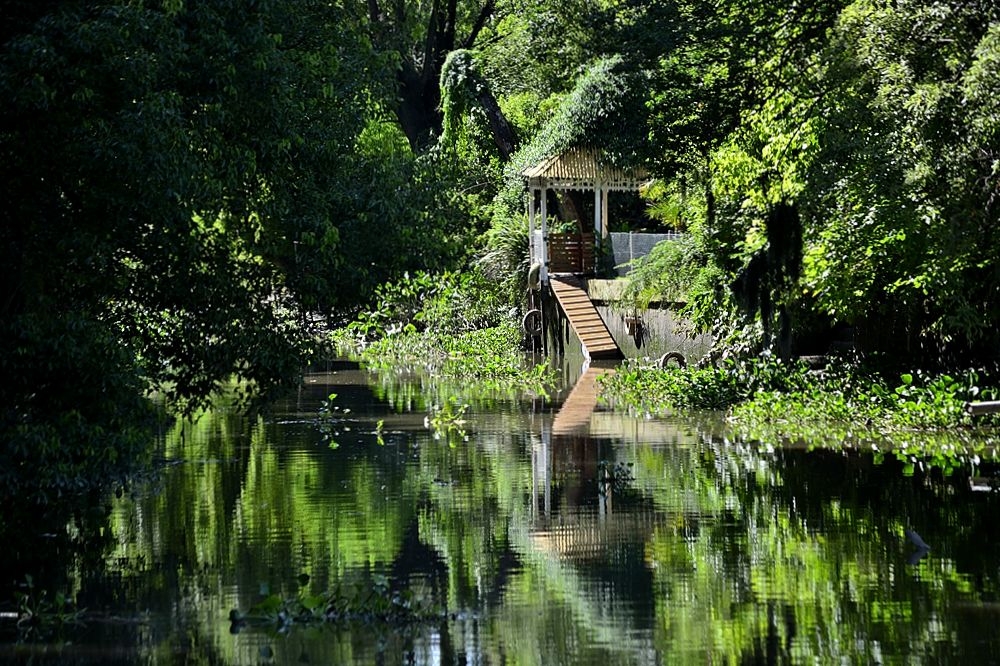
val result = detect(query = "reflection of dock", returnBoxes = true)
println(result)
[552,367,616,436]
[529,511,663,561]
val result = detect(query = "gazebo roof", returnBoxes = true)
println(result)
[522,148,649,192]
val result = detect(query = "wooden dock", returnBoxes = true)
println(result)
[553,367,616,436]
[549,276,622,360]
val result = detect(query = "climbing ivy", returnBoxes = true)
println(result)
[440,50,482,150]
[492,56,649,218]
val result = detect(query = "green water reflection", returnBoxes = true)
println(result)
[4,361,1000,664]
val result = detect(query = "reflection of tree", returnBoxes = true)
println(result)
[631,437,1000,662]
[368,369,542,418]
[100,404,423,664]
[412,427,530,610]
[14,374,1000,664]
[1,495,117,623]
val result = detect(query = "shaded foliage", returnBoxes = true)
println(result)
[0,0,473,498]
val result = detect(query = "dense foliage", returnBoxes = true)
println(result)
[626,0,1000,366]
[2,0,359,497]
[600,355,1000,449]
[331,271,554,396]
[0,1,482,497]
[6,0,1000,494]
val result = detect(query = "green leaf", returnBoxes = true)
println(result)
[249,594,283,616]
[299,594,326,612]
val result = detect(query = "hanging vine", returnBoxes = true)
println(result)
[439,49,519,160]
[490,55,650,217]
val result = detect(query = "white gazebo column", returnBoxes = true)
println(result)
[528,188,536,266]
[539,185,549,282]
[601,185,609,239]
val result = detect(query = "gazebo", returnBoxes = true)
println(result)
[523,147,649,283]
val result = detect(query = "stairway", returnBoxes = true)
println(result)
[549,276,623,360]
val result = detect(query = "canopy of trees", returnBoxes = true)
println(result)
[617,0,1000,365]
[0,0,481,495]
[3,0,1000,495]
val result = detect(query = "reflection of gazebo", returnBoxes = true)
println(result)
[523,148,649,282]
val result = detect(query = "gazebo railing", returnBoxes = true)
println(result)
[532,230,684,278]
[547,232,596,274]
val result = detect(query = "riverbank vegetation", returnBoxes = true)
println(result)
[600,355,1000,455]
[5,0,1000,498]
[331,271,555,396]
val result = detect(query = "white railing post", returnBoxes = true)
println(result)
[527,189,536,267]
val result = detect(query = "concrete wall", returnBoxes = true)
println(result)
[587,278,712,364]
[595,303,712,363]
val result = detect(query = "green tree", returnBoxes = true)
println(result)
[797,0,1000,362]
[0,0,380,496]
[631,0,1000,365]
[358,0,500,150]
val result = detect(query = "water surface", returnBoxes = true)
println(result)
[3,360,1000,664]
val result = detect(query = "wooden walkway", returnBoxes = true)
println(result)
[552,367,616,436]
[549,276,622,360]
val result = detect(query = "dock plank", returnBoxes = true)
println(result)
[550,276,623,360]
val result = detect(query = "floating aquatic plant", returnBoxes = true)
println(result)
[228,575,444,633]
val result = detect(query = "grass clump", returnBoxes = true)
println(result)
[352,324,554,393]
[330,271,555,395]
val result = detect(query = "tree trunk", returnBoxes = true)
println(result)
[396,62,442,150]
[368,0,496,151]
[475,82,519,160]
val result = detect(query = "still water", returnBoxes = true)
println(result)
[4,360,1000,664]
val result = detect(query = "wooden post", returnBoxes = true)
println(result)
[540,282,548,356]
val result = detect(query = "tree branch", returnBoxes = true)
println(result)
[463,0,495,49]
[442,0,457,57]
[476,82,519,160]
[422,0,440,85]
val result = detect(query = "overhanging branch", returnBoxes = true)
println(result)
[463,0,495,49]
